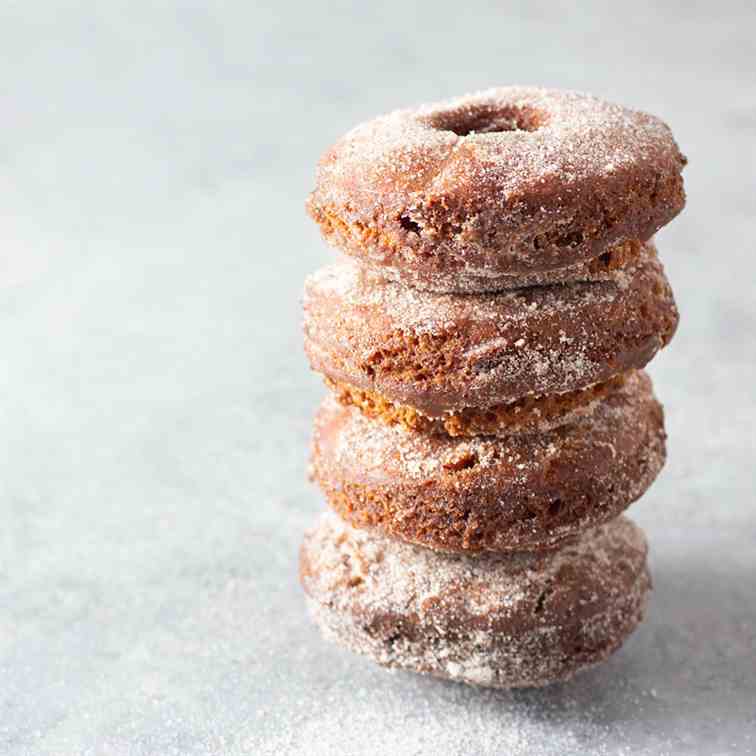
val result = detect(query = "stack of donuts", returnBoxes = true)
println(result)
[300,88,687,687]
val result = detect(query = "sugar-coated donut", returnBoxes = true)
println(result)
[307,87,686,292]
[310,371,665,553]
[300,511,650,688]
[303,242,677,419]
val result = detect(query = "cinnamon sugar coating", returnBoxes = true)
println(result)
[325,372,627,438]
[311,371,665,553]
[300,512,650,688]
[307,87,686,292]
[303,242,678,416]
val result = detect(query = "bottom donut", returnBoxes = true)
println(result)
[300,512,650,688]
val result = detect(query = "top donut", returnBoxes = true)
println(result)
[307,87,686,292]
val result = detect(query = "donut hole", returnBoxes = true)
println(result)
[427,103,546,136]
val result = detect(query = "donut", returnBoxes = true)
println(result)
[303,241,678,426]
[310,371,665,553]
[307,87,686,292]
[300,511,651,688]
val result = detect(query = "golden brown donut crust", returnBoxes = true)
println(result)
[300,512,651,688]
[303,241,678,416]
[307,87,686,292]
[310,371,665,554]
[325,372,628,437]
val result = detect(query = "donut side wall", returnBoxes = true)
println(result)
[323,371,628,437]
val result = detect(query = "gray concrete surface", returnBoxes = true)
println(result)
[1,1,754,754]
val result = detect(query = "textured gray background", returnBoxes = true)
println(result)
[1,1,755,754]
